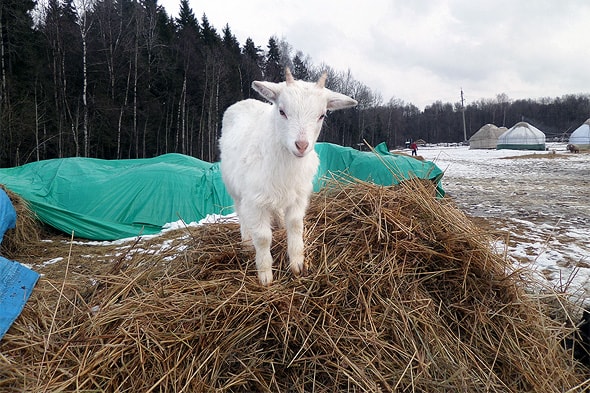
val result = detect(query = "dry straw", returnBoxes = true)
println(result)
[0,185,41,257]
[0,178,588,392]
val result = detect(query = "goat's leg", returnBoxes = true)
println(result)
[252,227,273,285]
[285,205,307,277]
[241,208,274,285]
[234,201,253,247]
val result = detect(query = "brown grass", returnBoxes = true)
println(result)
[0,179,588,392]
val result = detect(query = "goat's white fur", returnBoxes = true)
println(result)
[219,68,358,285]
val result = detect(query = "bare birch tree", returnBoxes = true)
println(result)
[73,0,94,157]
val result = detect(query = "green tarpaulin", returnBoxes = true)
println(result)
[0,142,443,241]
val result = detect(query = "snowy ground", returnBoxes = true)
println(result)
[418,143,590,303]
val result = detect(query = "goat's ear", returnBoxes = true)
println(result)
[326,92,358,111]
[252,81,282,103]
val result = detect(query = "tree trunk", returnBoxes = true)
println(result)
[62,50,79,157]
[133,21,139,158]
[0,9,6,104]
[34,82,40,161]
[0,9,6,162]
[81,25,89,157]
[117,60,132,159]
[176,74,187,153]
[74,0,94,157]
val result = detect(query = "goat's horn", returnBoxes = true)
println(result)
[285,67,294,84]
[316,72,327,88]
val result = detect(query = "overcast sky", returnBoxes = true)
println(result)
[159,0,590,110]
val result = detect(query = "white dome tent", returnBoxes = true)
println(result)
[568,118,590,149]
[497,122,546,151]
[469,124,507,149]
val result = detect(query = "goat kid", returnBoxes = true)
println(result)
[219,68,357,285]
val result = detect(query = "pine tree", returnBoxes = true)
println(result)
[173,0,201,155]
[222,24,240,56]
[175,0,199,33]
[0,0,39,165]
[243,38,262,65]
[292,52,309,81]
[221,24,242,103]
[200,14,220,46]
[264,36,282,82]
[241,37,263,98]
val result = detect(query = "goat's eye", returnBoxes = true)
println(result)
[279,109,287,118]
[319,113,326,121]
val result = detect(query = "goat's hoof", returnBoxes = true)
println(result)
[291,261,308,277]
[299,264,309,277]
[258,269,273,286]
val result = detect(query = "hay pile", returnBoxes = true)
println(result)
[0,180,587,392]
[0,185,41,257]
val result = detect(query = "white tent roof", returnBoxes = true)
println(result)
[497,122,546,149]
[569,118,590,147]
[469,124,507,149]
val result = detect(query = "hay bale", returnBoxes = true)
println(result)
[0,185,41,258]
[0,180,586,392]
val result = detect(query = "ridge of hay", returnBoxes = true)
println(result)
[0,180,586,392]
[0,185,41,257]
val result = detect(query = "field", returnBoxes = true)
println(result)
[10,142,589,299]
[419,143,590,302]
[2,144,590,391]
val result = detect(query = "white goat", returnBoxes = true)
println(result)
[219,68,358,285]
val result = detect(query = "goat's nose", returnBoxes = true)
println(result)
[295,141,309,154]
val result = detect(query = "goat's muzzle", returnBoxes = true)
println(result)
[295,141,309,156]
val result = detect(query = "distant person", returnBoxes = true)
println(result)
[410,142,418,156]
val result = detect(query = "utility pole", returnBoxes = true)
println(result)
[461,88,467,142]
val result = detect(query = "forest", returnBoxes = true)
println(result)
[0,0,589,168]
